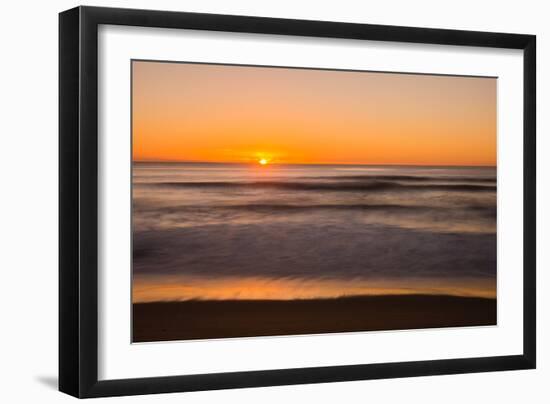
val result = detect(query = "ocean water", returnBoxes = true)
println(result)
[132,163,496,302]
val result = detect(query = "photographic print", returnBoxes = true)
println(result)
[131,60,497,343]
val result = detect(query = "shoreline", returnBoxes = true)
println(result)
[133,294,497,343]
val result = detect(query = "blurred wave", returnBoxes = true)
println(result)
[152,180,496,192]
[132,163,496,301]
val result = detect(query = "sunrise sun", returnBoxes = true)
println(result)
[258,158,268,165]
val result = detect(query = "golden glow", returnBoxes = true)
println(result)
[132,275,497,302]
[132,61,496,166]
[259,158,268,165]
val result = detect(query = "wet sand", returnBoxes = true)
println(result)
[132,294,496,342]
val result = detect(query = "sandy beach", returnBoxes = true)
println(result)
[133,294,496,342]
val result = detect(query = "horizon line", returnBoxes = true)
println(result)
[132,160,497,168]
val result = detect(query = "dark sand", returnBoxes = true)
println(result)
[132,294,496,342]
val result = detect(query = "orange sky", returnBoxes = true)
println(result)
[132,61,496,166]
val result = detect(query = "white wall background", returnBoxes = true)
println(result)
[0,0,546,402]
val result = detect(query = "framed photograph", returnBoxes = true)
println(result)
[59,6,536,398]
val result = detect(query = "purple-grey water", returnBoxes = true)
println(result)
[132,162,496,302]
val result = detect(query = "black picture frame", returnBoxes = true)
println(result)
[59,5,536,398]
